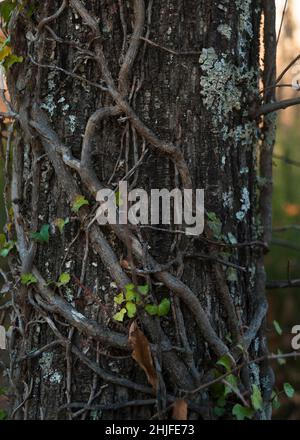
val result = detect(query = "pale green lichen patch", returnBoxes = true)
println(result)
[199,48,242,124]
[39,352,53,379]
[227,120,259,148]
[41,94,56,117]
[237,0,253,37]
[39,352,62,384]
[236,187,250,221]
[49,371,63,384]
[199,48,257,136]
[235,0,254,63]
[68,115,77,133]
[222,190,234,209]
[217,24,232,40]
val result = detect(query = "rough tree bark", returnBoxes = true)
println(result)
[3,0,276,420]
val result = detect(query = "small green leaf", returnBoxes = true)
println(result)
[277,349,286,366]
[72,195,89,213]
[217,354,233,372]
[272,391,281,410]
[126,301,137,318]
[0,240,15,257]
[115,191,124,207]
[207,212,222,239]
[54,218,69,233]
[251,384,263,411]
[157,298,171,316]
[138,284,149,296]
[113,308,127,322]
[224,374,238,397]
[0,0,17,26]
[213,407,226,417]
[57,273,71,287]
[0,46,11,62]
[0,387,7,395]
[30,224,50,243]
[0,409,7,420]
[283,383,295,398]
[227,268,238,282]
[145,304,158,316]
[125,290,136,302]
[227,232,237,245]
[232,404,254,421]
[273,320,283,336]
[3,54,23,70]
[0,248,10,257]
[125,283,135,291]
[21,273,37,286]
[114,293,125,305]
[0,234,6,247]
[217,395,226,408]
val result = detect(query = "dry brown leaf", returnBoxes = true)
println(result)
[120,259,131,270]
[129,321,157,391]
[172,399,188,420]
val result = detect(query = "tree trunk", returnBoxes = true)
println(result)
[4,0,276,420]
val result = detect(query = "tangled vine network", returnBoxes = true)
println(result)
[1,0,295,420]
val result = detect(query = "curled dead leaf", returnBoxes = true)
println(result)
[172,399,188,420]
[128,321,157,391]
[120,259,131,270]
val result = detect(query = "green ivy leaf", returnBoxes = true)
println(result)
[227,268,238,282]
[283,383,295,398]
[30,224,50,243]
[277,349,286,366]
[0,409,7,420]
[272,391,281,410]
[227,232,237,245]
[157,298,171,316]
[232,404,254,421]
[57,273,71,287]
[145,304,158,316]
[125,283,135,291]
[251,384,263,411]
[21,273,37,286]
[0,240,15,257]
[54,218,69,233]
[113,308,127,322]
[126,301,137,318]
[3,54,23,70]
[213,406,226,418]
[273,320,283,336]
[0,43,11,62]
[71,195,89,213]
[207,212,222,239]
[0,387,7,395]
[115,191,124,207]
[114,293,125,305]
[125,290,136,302]
[216,395,226,408]
[224,374,238,397]
[0,234,6,247]
[0,0,17,26]
[217,354,233,372]
[138,284,149,296]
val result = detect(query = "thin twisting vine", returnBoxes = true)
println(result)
[0,0,277,420]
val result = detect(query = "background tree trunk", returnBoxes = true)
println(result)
[4,0,275,420]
